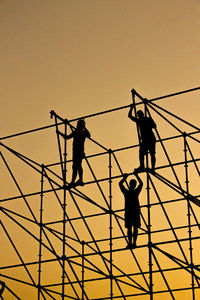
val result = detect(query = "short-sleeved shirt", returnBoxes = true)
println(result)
[120,184,142,228]
[136,117,156,142]
[123,187,141,216]
[71,129,90,157]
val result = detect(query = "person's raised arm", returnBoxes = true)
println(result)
[85,128,91,138]
[119,173,128,194]
[128,104,137,122]
[56,130,74,140]
[133,171,143,192]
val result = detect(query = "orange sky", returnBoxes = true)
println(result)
[0,0,200,135]
[1,1,200,299]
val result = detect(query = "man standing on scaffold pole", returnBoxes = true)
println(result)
[128,102,157,172]
[57,119,90,188]
[119,172,143,249]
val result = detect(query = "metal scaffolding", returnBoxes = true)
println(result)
[1,87,200,299]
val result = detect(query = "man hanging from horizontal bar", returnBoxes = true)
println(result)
[57,119,90,189]
[119,172,143,249]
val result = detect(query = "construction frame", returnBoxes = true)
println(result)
[0,87,200,299]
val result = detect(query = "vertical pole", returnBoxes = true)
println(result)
[147,169,153,300]
[108,149,113,300]
[62,121,67,299]
[183,133,195,299]
[51,111,64,178]
[144,103,153,300]
[131,89,141,143]
[38,164,44,300]
[81,240,85,300]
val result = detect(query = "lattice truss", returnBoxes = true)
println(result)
[0,88,200,300]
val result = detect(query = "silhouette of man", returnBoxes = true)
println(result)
[119,172,143,249]
[128,104,157,172]
[57,119,90,188]
[0,281,5,297]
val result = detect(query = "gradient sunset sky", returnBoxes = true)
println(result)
[1,1,200,299]
[1,0,200,135]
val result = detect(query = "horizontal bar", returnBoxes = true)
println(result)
[0,87,199,142]
[1,235,200,271]
[1,153,200,204]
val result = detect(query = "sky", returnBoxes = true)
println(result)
[0,0,200,299]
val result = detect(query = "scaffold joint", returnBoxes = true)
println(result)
[183,131,187,137]
[60,255,67,260]
[50,110,55,119]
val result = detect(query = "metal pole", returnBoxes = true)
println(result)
[183,133,195,299]
[38,164,44,299]
[108,149,113,300]
[144,104,153,300]
[81,240,85,300]
[147,171,153,300]
[62,121,67,299]
[0,87,199,143]
[53,113,64,178]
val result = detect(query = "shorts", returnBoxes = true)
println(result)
[125,212,141,228]
[72,152,84,168]
[140,140,156,155]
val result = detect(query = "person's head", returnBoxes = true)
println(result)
[77,119,85,129]
[137,110,144,118]
[129,179,137,190]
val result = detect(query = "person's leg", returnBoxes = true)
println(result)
[135,144,145,172]
[77,159,83,184]
[70,158,78,185]
[151,152,156,169]
[71,166,77,184]
[127,226,132,248]
[139,147,145,169]
[149,141,156,170]
[132,226,138,248]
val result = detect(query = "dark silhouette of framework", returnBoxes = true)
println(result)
[1,87,200,299]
